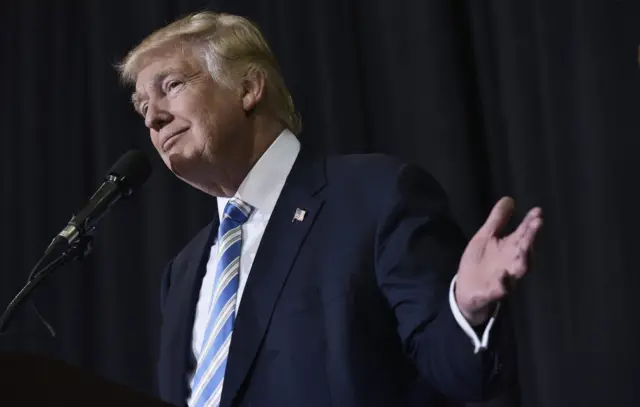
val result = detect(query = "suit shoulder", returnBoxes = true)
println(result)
[172,221,214,267]
[322,153,449,214]
[326,153,406,174]
[162,221,214,286]
[325,153,439,192]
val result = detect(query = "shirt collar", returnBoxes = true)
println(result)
[217,128,301,221]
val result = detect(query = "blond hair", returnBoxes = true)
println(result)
[117,11,302,135]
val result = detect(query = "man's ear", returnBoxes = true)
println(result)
[241,69,265,112]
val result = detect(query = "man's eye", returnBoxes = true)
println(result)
[166,80,183,92]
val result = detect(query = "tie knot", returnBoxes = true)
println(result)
[222,197,253,225]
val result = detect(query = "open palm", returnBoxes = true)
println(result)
[454,197,543,324]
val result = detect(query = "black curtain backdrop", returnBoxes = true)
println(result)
[1,1,639,406]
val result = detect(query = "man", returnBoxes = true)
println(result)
[118,11,542,407]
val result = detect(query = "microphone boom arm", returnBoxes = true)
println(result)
[0,235,94,334]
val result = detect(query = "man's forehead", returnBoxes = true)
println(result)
[133,52,200,93]
[136,57,184,89]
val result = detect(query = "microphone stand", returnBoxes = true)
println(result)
[0,235,94,334]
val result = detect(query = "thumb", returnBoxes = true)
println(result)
[478,197,515,237]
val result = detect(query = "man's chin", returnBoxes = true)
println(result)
[167,152,190,178]
[166,152,218,195]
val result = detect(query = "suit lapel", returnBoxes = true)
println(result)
[221,149,327,407]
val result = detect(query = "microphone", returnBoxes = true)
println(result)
[47,150,152,252]
[0,150,152,334]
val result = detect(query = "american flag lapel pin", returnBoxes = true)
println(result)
[293,208,306,223]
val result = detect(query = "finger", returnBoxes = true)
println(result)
[501,208,543,259]
[516,216,543,253]
[479,197,515,237]
[506,258,528,280]
[511,207,543,245]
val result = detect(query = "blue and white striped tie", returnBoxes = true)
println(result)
[189,197,254,407]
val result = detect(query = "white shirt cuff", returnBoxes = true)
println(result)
[448,274,500,354]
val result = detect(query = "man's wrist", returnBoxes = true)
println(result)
[454,287,490,326]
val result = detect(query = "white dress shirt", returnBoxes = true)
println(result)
[190,129,498,367]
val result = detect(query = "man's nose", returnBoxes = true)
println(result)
[144,102,172,131]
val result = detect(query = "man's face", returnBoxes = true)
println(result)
[133,50,249,195]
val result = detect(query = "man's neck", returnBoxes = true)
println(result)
[214,121,286,197]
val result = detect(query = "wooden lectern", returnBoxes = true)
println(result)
[0,352,176,406]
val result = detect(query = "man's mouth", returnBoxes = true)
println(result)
[162,130,186,152]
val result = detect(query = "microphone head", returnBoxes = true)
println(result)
[107,150,152,195]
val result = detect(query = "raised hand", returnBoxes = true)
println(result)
[454,197,543,325]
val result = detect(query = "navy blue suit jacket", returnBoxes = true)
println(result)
[156,148,511,407]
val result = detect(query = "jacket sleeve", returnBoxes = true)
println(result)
[374,163,511,402]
